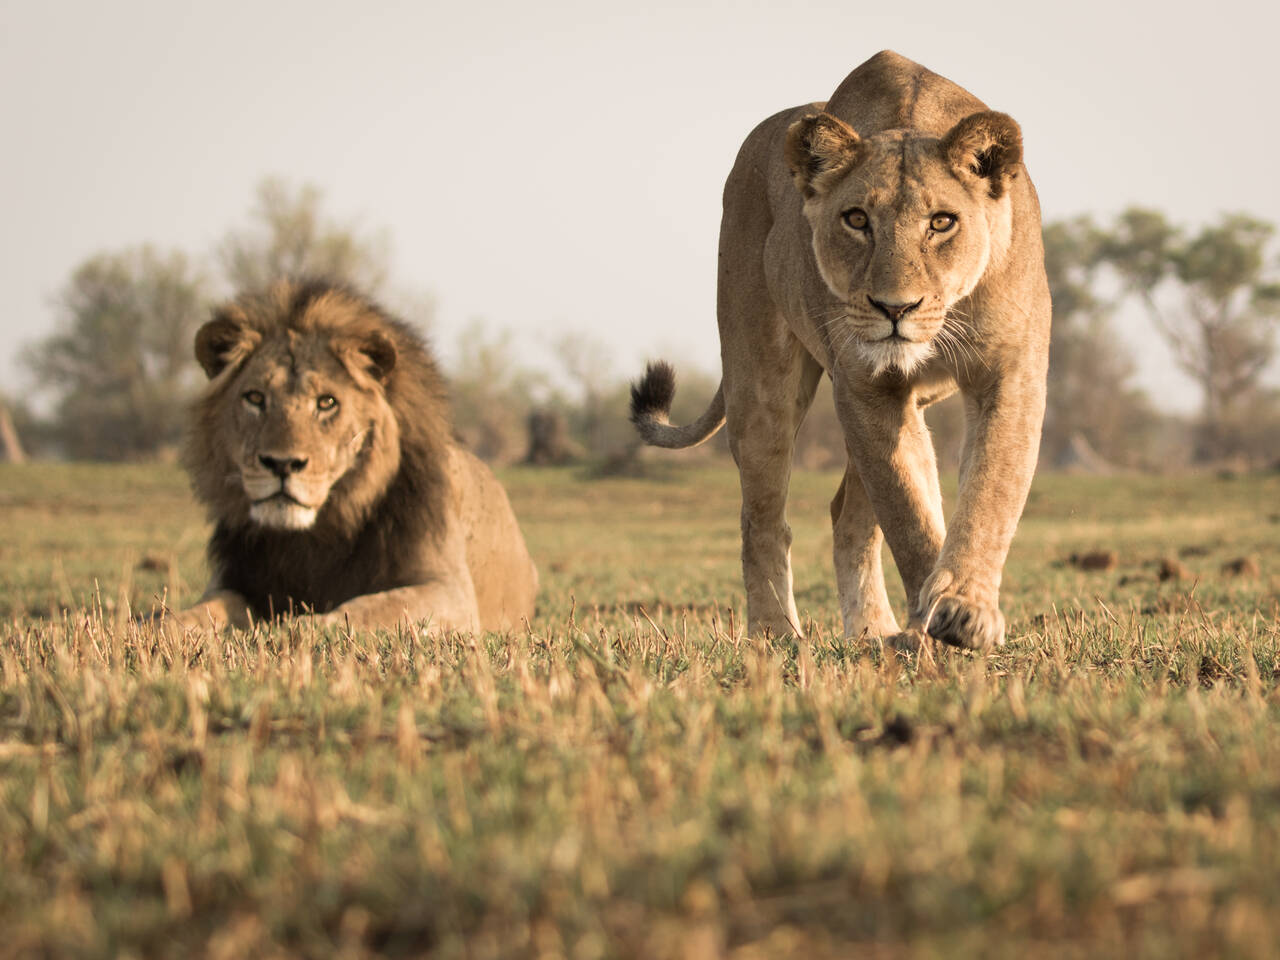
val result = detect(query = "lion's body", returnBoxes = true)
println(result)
[632,51,1050,649]
[175,280,537,634]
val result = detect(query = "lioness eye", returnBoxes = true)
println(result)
[931,213,957,232]
[842,208,869,231]
[317,395,338,411]
[243,390,265,409]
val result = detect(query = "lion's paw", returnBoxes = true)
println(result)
[923,592,1005,650]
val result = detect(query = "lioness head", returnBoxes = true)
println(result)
[785,110,1021,377]
[188,281,405,532]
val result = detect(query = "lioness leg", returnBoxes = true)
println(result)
[830,467,900,638]
[833,383,947,624]
[725,345,822,637]
[916,371,1045,650]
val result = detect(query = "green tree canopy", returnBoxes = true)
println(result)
[1040,216,1155,467]
[22,247,209,460]
[217,178,391,296]
[1102,209,1280,460]
[22,180,402,461]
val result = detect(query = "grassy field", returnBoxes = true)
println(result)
[1,461,1278,958]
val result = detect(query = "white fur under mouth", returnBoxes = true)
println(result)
[858,337,936,377]
[249,496,318,530]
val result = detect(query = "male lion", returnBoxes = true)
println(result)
[169,279,537,634]
[631,51,1049,650]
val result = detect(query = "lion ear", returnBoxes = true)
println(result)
[194,312,260,379]
[333,330,398,385]
[785,113,862,200]
[941,111,1022,198]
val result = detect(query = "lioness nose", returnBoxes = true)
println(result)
[867,297,923,324]
[259,454,308,477]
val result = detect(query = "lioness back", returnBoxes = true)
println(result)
[826,50,987,137]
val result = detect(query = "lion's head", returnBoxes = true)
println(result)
[185,280,448,537]
[785,110,1021,377]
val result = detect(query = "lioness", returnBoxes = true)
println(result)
[631,51,1049,650]
[170,279,538,634]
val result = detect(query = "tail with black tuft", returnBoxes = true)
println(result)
[629,361,677,426]
[629,360,726,449]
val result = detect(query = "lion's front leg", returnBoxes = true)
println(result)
[917,369,1045,650]
[313,578,481,634]
[164,588,252,634]
[311,526,482,634]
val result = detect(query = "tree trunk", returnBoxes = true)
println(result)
[523,408,579,465]
[0,403,26,463]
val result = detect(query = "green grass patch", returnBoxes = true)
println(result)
[1,462,1279,957]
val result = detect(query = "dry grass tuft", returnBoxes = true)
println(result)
[1,463,1279,958]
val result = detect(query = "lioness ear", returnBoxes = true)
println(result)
[785,113,862,199]
[194,311,261,379]
[333,331,398,385]
[941,111,1022,198]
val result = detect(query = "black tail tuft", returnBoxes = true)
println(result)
[629,361,677,426]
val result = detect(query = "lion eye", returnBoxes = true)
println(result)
[930,213,957,232]
[316,395,338,412]
[842,208,869,231]
[243,390,265,409]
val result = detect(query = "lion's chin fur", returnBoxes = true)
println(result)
[249,499,319,530]
[858,338,935,378]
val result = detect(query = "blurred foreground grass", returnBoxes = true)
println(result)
[1,462,1279,958]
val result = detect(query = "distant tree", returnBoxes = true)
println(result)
[0,398,26,463]
[1041,216,1156,467]
[22,247,209,460]
[524,408,581,465]
[1103,209,1280,461]
[555,334,729,462]
[555,334,617,457]
[448,321,546,464]
[218,178,391,295]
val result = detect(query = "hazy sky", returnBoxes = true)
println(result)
[3,0,1279,413]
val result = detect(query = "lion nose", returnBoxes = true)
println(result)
[867,297,923,325]
[259,454,308,478]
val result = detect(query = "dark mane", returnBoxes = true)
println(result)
[186,278,454,619]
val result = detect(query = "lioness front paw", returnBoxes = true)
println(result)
[886,628,927,654]
[923,593,1005,650]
